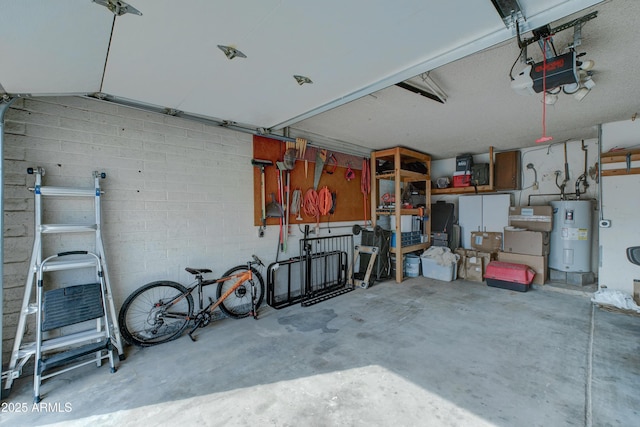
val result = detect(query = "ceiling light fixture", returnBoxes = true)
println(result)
[544,93,558,105]
[293,75,313,85]
[92,0,142,16]
[396,72,447,104]
[217,45,246,60]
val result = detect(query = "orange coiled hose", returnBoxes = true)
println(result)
[318,186,333,216]
[303,189,319,220]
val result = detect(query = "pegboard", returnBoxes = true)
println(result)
[252,135,370,226]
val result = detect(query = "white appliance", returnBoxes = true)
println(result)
[549,200,592,272]
[458,194,511,249]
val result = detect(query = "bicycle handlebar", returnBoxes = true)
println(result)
[251,254,264,267]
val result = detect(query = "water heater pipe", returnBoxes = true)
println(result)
[597,124,605,222]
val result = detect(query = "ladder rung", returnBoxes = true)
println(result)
[41,257,98,272]
[37,186,97,197]
[41,224,98,233]
[18,329,110,358]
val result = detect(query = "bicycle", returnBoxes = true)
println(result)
[118,255,265,346]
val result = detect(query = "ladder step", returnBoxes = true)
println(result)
[40,257,99,272]
[38,339,111,375]
[18,329,110,359]
[41,224,98,233]
[37,186,97,197]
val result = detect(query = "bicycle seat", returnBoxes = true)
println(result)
[185,267,212,275]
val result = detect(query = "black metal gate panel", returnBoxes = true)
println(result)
[299,234,353,307]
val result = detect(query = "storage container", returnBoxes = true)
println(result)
[390,231,422,248]
[405,254,420,277]
[456,153,474,172]
[421,256,457,281]
[390,215,414,232]
[453,171,471,187]
[497,252,548,285]
[485,261,535,292]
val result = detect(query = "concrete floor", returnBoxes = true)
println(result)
[1,277,639,427]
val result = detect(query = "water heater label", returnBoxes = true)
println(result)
[561,227,589,240]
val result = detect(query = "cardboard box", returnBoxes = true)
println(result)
[455,248,495,282]
[497,252,548,285]
[470,231,502,253]
[503,229,550,256]
[508,206,553,232]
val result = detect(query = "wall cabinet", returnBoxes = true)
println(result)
[371,147,431,283]
[458,194,511,249]
[494,150,521,190]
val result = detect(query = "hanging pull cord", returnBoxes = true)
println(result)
[536,36,553,143]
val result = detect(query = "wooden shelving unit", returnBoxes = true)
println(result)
[371,147,431,283]
[431,146,495,195]
[601,148,640,176]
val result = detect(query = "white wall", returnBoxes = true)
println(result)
[1,96,359,360]
[598,119,640,294]
[431,138,601,274]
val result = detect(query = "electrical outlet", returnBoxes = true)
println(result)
[533,182,539,190]
[599,219,611,228]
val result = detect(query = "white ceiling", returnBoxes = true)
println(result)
[1,0,635,159]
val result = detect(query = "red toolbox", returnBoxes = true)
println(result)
[452,171,471,187]
[484,261,535,292]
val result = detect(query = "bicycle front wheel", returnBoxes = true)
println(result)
[216,266,265,319]
[118,281,194,347]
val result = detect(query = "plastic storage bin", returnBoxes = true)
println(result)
[484,261,535,292]
[453,171,471,187]
[421,256,458,282]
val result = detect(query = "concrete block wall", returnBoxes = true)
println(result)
[1,96,283,362]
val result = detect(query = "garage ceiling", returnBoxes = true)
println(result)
[2,0,635,158]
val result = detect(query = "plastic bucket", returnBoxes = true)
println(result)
[405,254,420,277]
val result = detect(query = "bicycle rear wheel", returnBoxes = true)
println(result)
[216,266,265,319]
[118,281,194,347]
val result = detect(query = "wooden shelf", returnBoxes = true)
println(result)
[371,146,431,283]
[390,242,429,254]
[431,146,495,195]
[376,207,430,216]
[376,170,431,182]
[601,148,640,176]
[432,185,494,195]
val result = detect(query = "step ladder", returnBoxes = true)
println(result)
[2,167,124,402]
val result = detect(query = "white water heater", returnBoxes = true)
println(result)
[549,200,592,272]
